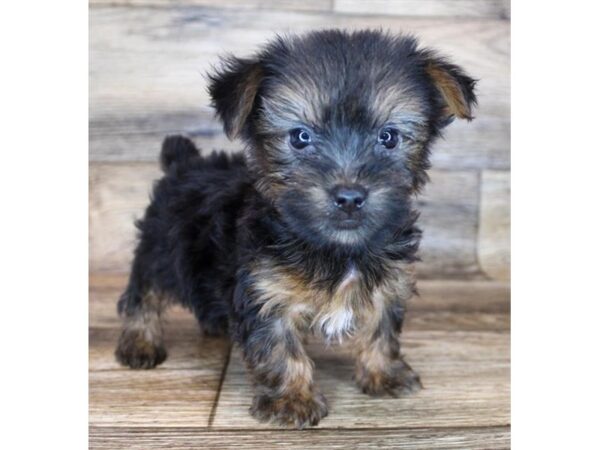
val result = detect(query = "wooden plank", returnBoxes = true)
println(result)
[89,426,511,449]
[89,162,161,273]
[89,368,224,427]
[412,280,509,331]
[416,170,480,278]
[90,0,333,13]
[89,163,481,277]
[415,279,509,313]
[334,0,510,19]
[89,6,509,170]
[478,170,510,280]
[212,329,509,429]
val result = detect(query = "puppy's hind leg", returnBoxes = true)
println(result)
[115,276,168,369]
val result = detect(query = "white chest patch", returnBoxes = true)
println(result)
[315,266,362,343]
[317,306,355,343]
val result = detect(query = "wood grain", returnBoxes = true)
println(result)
[89,6,509,170]
[89,368,224,427]
[89,163,482,277]
[90,0,333,12]
[416,170,480,278]
[478,170,510,280]
[89,426,511,449]
[334,0,510,19]
[89,162,161,273]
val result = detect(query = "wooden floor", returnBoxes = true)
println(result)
[89,275,510,449]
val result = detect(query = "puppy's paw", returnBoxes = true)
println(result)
[115,329,167,369]
[356,358,423,397]
[250,391,328,429]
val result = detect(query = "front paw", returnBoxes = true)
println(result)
[356,358,423,397]
[250,391,328,429]
[115,329,167,369]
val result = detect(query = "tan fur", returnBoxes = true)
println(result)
[261,79,325,130]
[371,84,427,127]
[228,64,263,139]
[115,290,169,369]
[350,263,422,396]
[121,291,166,345]
[426,62,472,120]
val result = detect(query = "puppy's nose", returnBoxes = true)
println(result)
[333,186,367,213]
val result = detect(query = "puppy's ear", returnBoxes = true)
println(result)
[208,57,263,139]
[423,54,477,126]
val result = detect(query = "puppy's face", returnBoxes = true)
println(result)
[209,31,476,247]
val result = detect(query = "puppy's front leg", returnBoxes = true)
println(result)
[244,318,328,428]
[354,302,422,397]
[234,285,327,428]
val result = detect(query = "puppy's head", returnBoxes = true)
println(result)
[209,30,476,248]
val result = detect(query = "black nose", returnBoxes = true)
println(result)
[333,186,367,213]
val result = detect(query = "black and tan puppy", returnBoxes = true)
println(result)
[115,30,476,428]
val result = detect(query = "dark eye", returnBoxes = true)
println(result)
[289,128,312,150]
[377,127,401,149]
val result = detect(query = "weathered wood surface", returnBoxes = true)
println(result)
[89,6,509,171]
[89,162,161,274]
[479,170,510,280]
[90,277,509,445]
[91,0,333,12]
[89,163,482,277]
[90,0,510,19]
[89,426,511,449]
[416,170,480,277]
[334,0,510,18]
[90,368,224,426]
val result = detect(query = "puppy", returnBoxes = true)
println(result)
[115,30,476,428]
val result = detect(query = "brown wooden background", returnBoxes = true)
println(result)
[89,1,510,448]
[90,0,510,281]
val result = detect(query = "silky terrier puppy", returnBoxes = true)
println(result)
[115,29,476,428]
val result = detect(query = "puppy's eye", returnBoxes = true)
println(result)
[377,127,401,149]
[289,128,312,150]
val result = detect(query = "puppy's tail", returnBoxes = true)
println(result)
[160,135,199,172]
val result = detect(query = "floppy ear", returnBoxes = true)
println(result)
[423,55,477,126]
[208,57,263,139]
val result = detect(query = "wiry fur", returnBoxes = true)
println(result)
[115,30,477,428]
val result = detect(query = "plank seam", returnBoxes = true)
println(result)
[207,342,233,427]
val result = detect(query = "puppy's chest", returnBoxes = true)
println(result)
[311,267,368,342]
[252,261,408,342]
